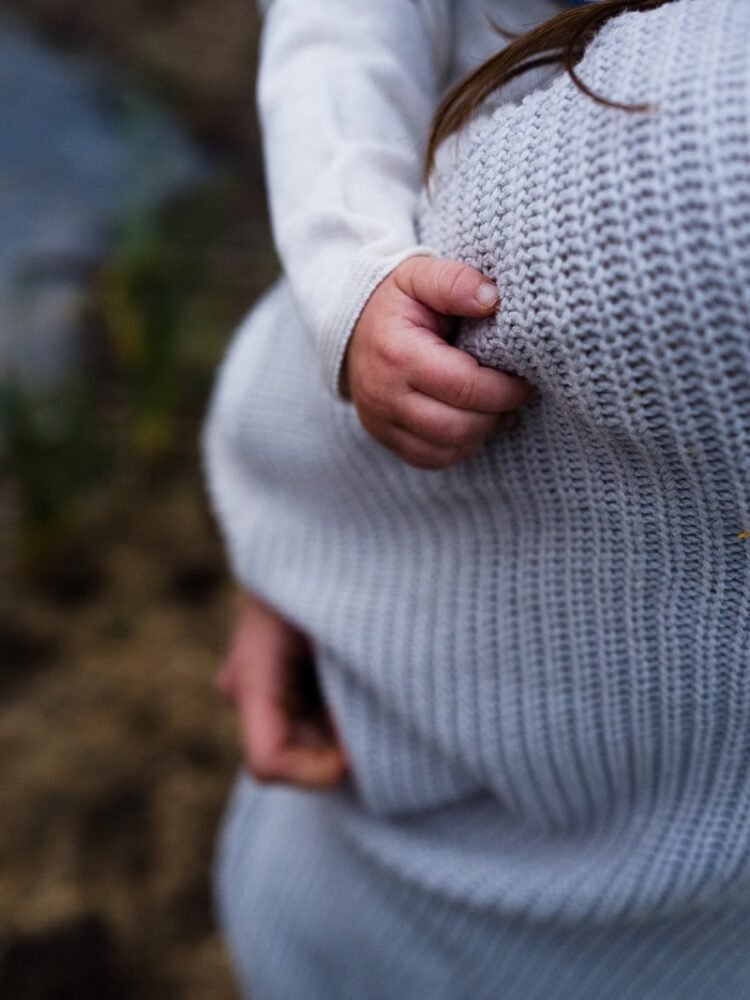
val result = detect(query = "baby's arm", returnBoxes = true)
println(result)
[257,0,528,467]
[346,257,529,469]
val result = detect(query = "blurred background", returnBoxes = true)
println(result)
[0,1,276,995]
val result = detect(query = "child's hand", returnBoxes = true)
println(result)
[217,592,347,790]
[344,257,530,470]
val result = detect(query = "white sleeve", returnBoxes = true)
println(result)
[256,0,453,396]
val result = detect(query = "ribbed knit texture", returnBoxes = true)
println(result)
[205,0,750,994]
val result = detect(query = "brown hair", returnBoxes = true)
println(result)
[425,0,675,177]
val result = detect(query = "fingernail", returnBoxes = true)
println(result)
[476,283,499,308]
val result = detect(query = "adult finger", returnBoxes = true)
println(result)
[215,655,237,703]
[269,743,348,790]
[236,653,347,789]
[395,257,499,319]
[236,655,290,783]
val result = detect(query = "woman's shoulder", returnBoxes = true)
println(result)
[425,0,743,195]
[572,0,738,107]
[417,0,750,432]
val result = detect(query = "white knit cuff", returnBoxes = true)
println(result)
[317,245,438,399]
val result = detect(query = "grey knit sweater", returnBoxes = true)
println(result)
[206,0,750,993]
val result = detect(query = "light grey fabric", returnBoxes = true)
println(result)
[205,0,750,993]
[216,776,750,1000]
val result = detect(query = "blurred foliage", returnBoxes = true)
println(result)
[100,210,199,461]
[0,379,111,573]
[7,0,261,150]
[2,175,275,585]
[0,9,269,996]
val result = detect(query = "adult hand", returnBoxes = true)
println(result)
[217,592,347,790]
[344,256,530,470]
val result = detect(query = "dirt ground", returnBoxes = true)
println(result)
[0,176,276,993]
[0,3,279,994]
[0,468,242,999]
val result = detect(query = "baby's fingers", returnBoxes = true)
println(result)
[411,341,530,414]
[400,392,500,450]
[395,257,499,319]
[384,426,470,470]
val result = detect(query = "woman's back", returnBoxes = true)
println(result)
[412,0,750,914]
[206,0,750,939]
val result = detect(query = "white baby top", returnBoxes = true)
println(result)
[255,0,564,392]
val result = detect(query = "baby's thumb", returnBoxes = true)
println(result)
[396,257,499,318]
